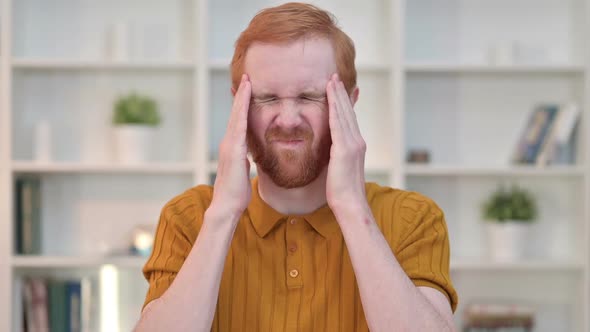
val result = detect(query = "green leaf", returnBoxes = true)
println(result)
[113,92,161,126]
[482,184,538,223]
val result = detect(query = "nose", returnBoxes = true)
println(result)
[274,98,303,129]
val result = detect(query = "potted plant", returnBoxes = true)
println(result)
[482,184,538,262]
[112,92,161,164]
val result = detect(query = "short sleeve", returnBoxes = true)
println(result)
[395,192,459,313]
[141,187,209,310]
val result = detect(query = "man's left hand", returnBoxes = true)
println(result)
[325,73,367,214]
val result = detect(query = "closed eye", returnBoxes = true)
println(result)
[250,99,275,110]
[252,97,278,104]
[300,95,326,102]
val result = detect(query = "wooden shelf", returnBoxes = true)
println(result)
[451,259,584,272]
[405,164,585,177]
[12,161,195,174]
[405,62,584,74]
[207,160,391,175]
[209,58,390,73]
[207,160,257,174]
[13,255,583,272]
[12,255,147,269]
[208,59,231,71]
[12,58,195,70]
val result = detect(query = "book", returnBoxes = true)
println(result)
[536,103,581,166]
[65,281,82,332]
[80,278,92,332]
[23,278,50,332]
[13,278,24,332]
[463,302,535,330]
[48,280,67,332]
[512,104,560,164]
[548,102,581,165]
[15,177,42,255]
[46,278,92,332]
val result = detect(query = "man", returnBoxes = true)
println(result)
[136,3,458,331]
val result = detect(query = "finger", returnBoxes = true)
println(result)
[326,78,344,143]
[228,75,249,128]
[331,75,355,145]
[228,75,251,141]
[226,75,246,133]
[335,78,366,168]
[332,76,354,137]
[233,80,251,141]
[334,75,361,136]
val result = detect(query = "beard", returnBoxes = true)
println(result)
[247,125,331,189]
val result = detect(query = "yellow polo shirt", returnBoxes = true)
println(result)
[143,177,458,331]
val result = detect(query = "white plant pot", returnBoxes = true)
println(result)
[486,221,530,262]
[113,125,155,164]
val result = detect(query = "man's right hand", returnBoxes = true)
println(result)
[209,74,252,218]
[136,76,252,331]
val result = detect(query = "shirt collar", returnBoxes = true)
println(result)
[303,203,340,238]
[248,177,286,238]
[247,177,340,239]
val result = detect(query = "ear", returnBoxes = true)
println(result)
[350,87,360,106]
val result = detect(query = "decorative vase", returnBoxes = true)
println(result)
[486,221,530,262]
[34,121,52,162]
[106,22,130,61]
[113,125,155,164]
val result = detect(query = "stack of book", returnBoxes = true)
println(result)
[512,103,581,166]
[20,277,93,332]
[463,302,535,332]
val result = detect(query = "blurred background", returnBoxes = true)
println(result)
[0,0,588,331]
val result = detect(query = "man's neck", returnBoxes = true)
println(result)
[257,167,328,216]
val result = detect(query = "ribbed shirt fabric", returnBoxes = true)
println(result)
[142,177,458,331]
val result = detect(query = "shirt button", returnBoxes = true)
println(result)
[289,269,299,278]
[289,218,297,225]
[288,244,298,253]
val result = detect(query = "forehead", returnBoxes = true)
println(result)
[244,37,337,95]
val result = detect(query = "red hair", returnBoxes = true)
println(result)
[231,2,357,93]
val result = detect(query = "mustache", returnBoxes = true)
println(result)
[265,126,313,142]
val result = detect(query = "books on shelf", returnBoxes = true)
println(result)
[463,302,535,331]
[15,177,42,255]
[512,103,581,166]
[23,278,49,332]
[22,277,93,332]
[537,103,581,166]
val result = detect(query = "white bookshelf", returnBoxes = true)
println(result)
[12,161,195,175]
[11,255,147,269]
[207,160,392,176]
[13,256,584,272]
[209,58,391,73]
[405,62,585,74]
[450,259,585,272]
[12,58,196,70]
[405,164,586,177]
[403,1,589,331]
[0,0,588,331]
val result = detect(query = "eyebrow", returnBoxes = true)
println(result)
[299,91,326,99]
[251,89,326,100]
[251,93,278,100]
